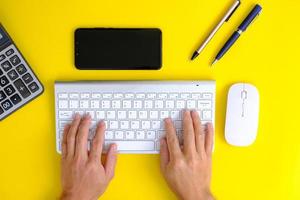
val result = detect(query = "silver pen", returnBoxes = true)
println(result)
[191,0,241,60]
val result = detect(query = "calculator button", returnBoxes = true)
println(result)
[1,61,12,72]
[5,49,14,57]
[4,85,16,96]
[0,106,4,115]
[0,76,9,87]
[1,99,13,110]
[22,73,33,84]
[0,91,6,102]
[10,93,22,105]
[28,82,39,93]
[16,64,27,75]
[13,79,31,98]
[7,69,18,81]
[9,55,21,66]
[0,54,5,62]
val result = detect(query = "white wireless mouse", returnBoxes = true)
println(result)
[225,83,260,146]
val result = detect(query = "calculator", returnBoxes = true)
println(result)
[0,24,43,120]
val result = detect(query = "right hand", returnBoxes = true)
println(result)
[160,110,215,200]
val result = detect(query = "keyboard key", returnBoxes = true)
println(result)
[166,100,174,109]
[7,69,18,81]
[91,93,101,98]
[22,73,33,84]
[86,111,95,119]
[69,93,79,98]
[136,131,145,139]
[59,100,68,109]
[138,111,147,119]
[81,93,90,99]
[144,100,153,109]
[105,131,114,139]
[154,100,163,109]
[176,100,185,109]
[59,111,73,119]
[113,93,123,98]
[5,49,14,56]
[0,54,5,62]
[131,121,139,129]
[10,93,21,105]
[158,93,168,99]
[0,76,9,87]
[170,111,181,120]
[112,100,121,109]
[151,121,161,129]
[1,61,12,72]
[136,93,145,98]
[110,121,119,129]
[0,91,7,102]
[124,93,134,98]
[101,100,110,109]
[198,100,212,109]
[13,79,30,98]
[58,93,68,98]
[104,141,155,151]
[9,55,21,66]
[79,100,89,109]
[69,100,79,108]
[202,110,212,120]
[128,111,137,119]
[115,131,124,139]
[160,111,169,119]
[202,93,212,99]
[90,100,100,108]
[122,100,131,108]
[141,121,151,129]
[117,111,126,119]
[103,93,112,98]
[96,111,105,119]
[133,100,142,109]
[147,93,156,98]
[149,111,158,119]
[146,131,156,140]
[4,84,16,96]
[125,131,135,139]
[120,121,129,129]
[107,111,116,119]
[187,100,196,109]
[16,64,27,75]
[1,99,13,110]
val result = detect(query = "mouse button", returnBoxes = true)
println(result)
[241,90,248,100]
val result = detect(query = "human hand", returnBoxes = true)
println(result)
[160,110,214,200]
[60,114,118,200]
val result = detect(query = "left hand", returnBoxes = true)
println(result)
[60,113,118,200]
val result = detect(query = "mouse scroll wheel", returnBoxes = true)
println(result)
[241,90,247,100]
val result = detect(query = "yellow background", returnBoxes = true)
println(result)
[0,0,299,199]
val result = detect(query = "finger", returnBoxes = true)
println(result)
[205,123,214,156]
[75,114,91,159]
[62,124,71,159]
[66,113,81,158]
[164,118,182,161]
[90,121,106,161]
[182,110,196,155]
[159,138,169,172]
[191,110,205,155]
[105,143,118,180]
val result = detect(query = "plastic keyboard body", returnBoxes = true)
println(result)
[55,81,215,154]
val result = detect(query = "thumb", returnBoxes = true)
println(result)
[159,138,169,172]
[105,143,118,180]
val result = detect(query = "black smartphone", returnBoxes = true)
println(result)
[75,28,162,70]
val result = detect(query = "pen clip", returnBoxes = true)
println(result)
[225,0,241,22]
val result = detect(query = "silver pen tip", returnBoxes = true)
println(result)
[211,59,218,66]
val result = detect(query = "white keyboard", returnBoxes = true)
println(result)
[55,81,215,154]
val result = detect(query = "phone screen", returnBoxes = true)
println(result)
[75,28,162,70]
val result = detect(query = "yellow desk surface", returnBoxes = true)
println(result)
[0,0,299,199]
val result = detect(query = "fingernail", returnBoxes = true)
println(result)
[99,120,105,127]
[164,118,171,123]
[74,113,80,119]
[112,143,117,152]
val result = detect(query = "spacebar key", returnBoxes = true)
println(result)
[105,141,155,151]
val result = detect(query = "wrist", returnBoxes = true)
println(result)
[181,188,214,200]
